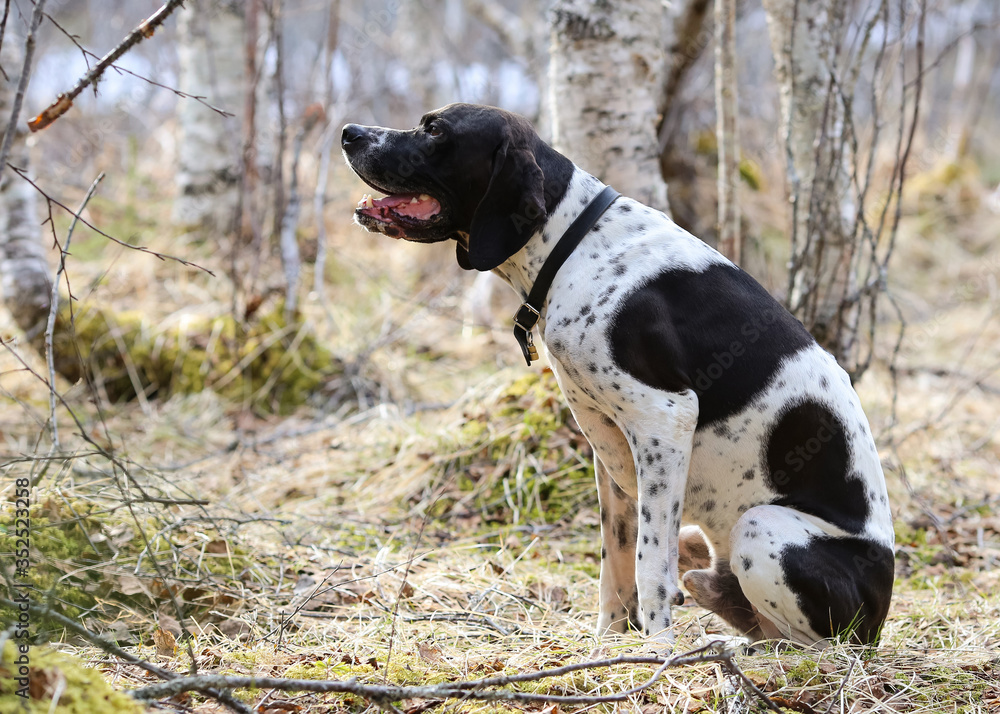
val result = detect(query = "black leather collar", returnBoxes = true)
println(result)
[512,185,620,365]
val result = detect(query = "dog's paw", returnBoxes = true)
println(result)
[678,525,713,573]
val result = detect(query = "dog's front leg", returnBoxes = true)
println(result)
[627,391,698,641]
[595,456,639,634]
[568,407,642,635]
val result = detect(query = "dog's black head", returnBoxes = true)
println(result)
[342,103,574,271]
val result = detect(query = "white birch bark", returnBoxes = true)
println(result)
[762,0,855,360]
[0,34,49,340]
[548,0,670,214]
[714,0,740,263]
[173,0,246,232]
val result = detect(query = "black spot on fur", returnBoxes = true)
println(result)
[608,265,813,426]
[765,400,869,533]
[741,556,753,571]
[780,536,894,645]
[613,515,631,549]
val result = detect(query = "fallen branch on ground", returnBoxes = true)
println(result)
[128,640,782,711]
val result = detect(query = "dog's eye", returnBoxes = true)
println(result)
[426,123,443,137]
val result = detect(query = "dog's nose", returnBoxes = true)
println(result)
[341,124,368,150]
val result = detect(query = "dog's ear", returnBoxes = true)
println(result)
[465,137,546,272]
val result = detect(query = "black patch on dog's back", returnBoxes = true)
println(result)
[608,264,813,426]
[780,535,893,644]
[765,400,869,533]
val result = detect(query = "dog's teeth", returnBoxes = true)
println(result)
[358,194,373,209]
[410,197,419,204]
[419,194,431,201]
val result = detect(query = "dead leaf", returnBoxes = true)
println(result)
[27,668,63,700]
[417,642,444,664]
[770,695,818,713]
[205,540,230,555]
[153,627,177,657]
[119,574,152,597]
[528,582,568,607]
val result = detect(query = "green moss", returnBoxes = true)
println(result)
[34,300,341,414]
[443,371,596,525]
[781,658,819,686]
[0,642,145,714]
[0,498,123,634]
[739,158,763,191]
[0,495,255,641]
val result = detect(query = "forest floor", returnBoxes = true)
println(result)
[2,159,1000,713]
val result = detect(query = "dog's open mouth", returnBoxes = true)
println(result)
[355,192,442,239]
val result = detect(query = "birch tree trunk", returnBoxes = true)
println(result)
[714,0,740,263]
[173,0,246,233]
[0,34,49,340]
[761,0,856,362]
[548,0,670,213]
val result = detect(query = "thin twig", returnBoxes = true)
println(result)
[27,0,186,132]
[41,11,232,117]
[6,164,215,275]
[44,172,105,452]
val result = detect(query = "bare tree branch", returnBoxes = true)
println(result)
[41,11,233,117]
[128,640,782,711]
[44,172,104,451]
[27,0,185,132]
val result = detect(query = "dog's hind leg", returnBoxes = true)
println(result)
[728,505,894,645]
[682,559,763,639]
[678,525,713,574]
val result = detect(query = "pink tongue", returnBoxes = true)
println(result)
[373,194,441,220]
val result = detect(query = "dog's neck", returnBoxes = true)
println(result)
[493,169,607,302]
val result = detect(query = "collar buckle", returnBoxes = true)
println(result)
[513,303,541,365]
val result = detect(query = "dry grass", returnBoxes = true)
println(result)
[2,157,1000,713]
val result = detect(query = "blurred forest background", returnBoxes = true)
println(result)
[1,0,1000,711]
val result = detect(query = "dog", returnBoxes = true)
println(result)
[342,103,895,646]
